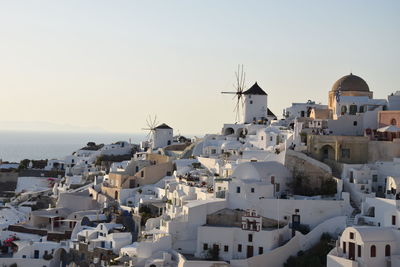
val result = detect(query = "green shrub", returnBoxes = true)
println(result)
[284,233,334,267]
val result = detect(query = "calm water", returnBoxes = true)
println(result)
[0,131,146,162]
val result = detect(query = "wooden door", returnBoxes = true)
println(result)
[247,245,254,258]
[349,242,355,260]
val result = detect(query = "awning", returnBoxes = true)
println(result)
[377,125,400,133]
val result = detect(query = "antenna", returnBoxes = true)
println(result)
[221,64,246,123]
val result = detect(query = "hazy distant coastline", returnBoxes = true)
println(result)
[0,130,146,162]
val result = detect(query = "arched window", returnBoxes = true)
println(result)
[385,244,391,257]
[391,118,397,126]
[370,245,376,257]
[349,105,358,115]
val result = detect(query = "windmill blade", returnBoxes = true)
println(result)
[153,115,159,129]
[241,71,246,92]
[221,91,237,94]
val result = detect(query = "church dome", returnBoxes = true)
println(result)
[331,73,370,92]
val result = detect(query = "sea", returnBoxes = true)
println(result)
[0,131,146,163]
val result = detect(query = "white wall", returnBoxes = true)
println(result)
[243,94,268,124]
[230,216,347,267]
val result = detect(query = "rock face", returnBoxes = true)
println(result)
[285,149,333,189]
[0,172,18,195]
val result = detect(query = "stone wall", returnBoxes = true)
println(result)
[0,172,18,193]
[285,149,332,188]
[368,139,400,163]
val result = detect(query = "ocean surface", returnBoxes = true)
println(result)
[0,131,146,163]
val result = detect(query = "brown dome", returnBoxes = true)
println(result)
[331,73,370,92]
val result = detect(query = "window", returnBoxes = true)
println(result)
[248,234,253,242]
[359,106,364,113]
[370,245,376,257]
[259,247,264,254]
[250,100,253,104]
[224,245,229,252]
[203,243,208,250]
[251,188,255,193]
[238,244,242,252]
[236,187,241,193]
[392,216,396,225]
[385,244,391,256]
[275,183,280,192]
[135,166,139,172]
[358,245,361,257]
[341,148,350,158]
[350,232,354,239]
[141,171,144,177]
[391,118,397,126]
[261,136,264,140]
[341,106,347,114]
[349,105,358,115]
[353,121,357,126]
[372,175,378,182]
[271,176,275,184]
[343,242,346,253]
[270,136,273,141]
[301,111,305,117]
[211,149,216,154]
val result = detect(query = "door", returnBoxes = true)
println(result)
[247,246,254,258]
[349,242,355,260]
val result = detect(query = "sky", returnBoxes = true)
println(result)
[0,0,399,135]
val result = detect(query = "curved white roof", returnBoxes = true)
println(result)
[346,226,397,242]
[263,126,281,134]
[221,141,242,150]
[232,161,291,181]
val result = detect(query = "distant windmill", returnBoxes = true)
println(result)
[142,115,159,142]
[221,64,246,122]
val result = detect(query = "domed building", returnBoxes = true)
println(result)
[328,73,374,115]
[228,161,292,210]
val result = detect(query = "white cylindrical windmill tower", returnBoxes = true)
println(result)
[152,123,173,149]
[242,82,268,124]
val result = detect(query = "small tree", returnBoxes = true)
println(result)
[206,246,219,261]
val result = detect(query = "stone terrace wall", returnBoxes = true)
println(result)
[285,149,332,187]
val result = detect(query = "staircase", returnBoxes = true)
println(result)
[347,199,361,226]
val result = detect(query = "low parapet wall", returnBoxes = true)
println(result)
[230,216,347,267]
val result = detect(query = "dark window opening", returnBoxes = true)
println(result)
[370,245,376,257]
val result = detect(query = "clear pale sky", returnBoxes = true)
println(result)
[0,0,399,135]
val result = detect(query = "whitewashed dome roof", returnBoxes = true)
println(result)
[232,161,290,181]
[221,141,242,150]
